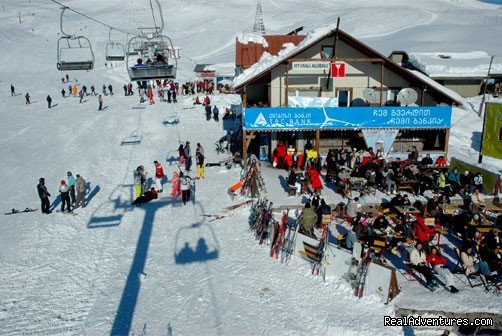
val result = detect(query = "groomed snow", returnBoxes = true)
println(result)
[0,1,501,335]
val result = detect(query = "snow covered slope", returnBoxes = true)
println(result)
[0,1,501,335]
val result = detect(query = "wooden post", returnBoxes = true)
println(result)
[315,129,320,154]
[242,86,248,107]
[285,62,289,107]
[242,131,256,164]
[444,129,450,158]
[380,63,384,106]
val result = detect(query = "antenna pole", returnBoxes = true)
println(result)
[478,55,494,117]
[325,17,340,90]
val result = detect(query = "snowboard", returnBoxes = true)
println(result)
[5,208,38,215]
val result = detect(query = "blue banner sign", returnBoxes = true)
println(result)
[244,106,452,130]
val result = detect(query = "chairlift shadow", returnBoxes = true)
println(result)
[132,103,146,110]
[49,194,61,211]
[174,222,220,264]
[278,175,290,193]
[165,155,178,166]
[121,130,142,146]
[85,183,101,205]
[87,184,130,229]
[162,116,180,126]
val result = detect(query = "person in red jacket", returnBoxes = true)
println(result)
[426,246,458,293]
[413,214,437,243]
[170,171,182,197]
[307,166,323,193]
[153,160,165,192]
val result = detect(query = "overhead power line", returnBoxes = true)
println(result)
[50,0,136,35]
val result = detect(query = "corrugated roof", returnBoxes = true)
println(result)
[235,35,305,69]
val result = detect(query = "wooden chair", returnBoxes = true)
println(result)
[288,185,297,197]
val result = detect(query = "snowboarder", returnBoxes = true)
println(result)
[132,187,158,205]
[59,179,72,212]
[153,160,165,192]
[67,171,76,206]
[37,177,51,214]
[90,85,96,96]
[75,174,86,208]
[46,95,52,108]
[180,172,192,205]
[98,94,104,110]
[213,105,219,122]
[10,84,15,96]
[108,84,113,95]
[184,141,192,172]
[133,166,144,199]
[25,92,31,104]
[61,88,66,98]
[170,171,182,197]
[196,143,205,179]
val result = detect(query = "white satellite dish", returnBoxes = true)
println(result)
[363,88,380,104]
[397,88,418,106]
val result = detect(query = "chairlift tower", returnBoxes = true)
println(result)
[252,1,265,35]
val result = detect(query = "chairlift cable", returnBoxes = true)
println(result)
[50,0,135,35]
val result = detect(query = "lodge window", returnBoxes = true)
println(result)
[336,88,352,107]
[321,46,333,60]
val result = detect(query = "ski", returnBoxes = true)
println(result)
[271,210,288,259]
[354,247,372,298]
[4,208,38,215]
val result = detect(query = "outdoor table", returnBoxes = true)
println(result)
[397,179,418,194]
[394,206,421,215]
[361,205,380,217]
[484,203,502,213]
[439,203,462,216]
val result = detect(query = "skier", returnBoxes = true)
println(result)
[153,160,165,192]
[180,172,192,205]
[11,84,15,96]
[102,84,107,95]
[172,89,177,103]
[108,84,113,95]
[79,89,84,103]
[132,187,158,205]
[37,177,51,214]
[82,85,88,96]
[196,143,205,179]
[59,179,72,212]
[123,84,128,96]
[205,104,211,121]
[146,88,155,105]
[127,83,134,96]
[46,95,52,108]
[75,174,86,208]
[98,94,104,110]
[170,171,182,197]
[212,105,219,122]
[25,92,31,104]
[167,89,172,103]
[61,77,65,84]
[67,171,76,206]
[90,85,96,96]
[65,74,69,82]
[61,88,66,98]
[72,85,78,97]
[133,166,144,199]
[184,141,192,172]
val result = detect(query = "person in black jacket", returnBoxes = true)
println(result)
[37,178,51,214]
[132,187,158,205]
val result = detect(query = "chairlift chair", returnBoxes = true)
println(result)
[56,7,95,71]
[125,0,177,82]
[105,28,125,61]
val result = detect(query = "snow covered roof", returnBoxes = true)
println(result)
[408,70,463,103]
[236,32,269,47]
[408,51,502,78]
[233,26,463,106]
[194,64,215,72]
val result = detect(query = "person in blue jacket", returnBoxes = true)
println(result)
[67,171,76,206]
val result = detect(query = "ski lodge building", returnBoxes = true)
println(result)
[233,26,463,163]
[389,50,502,98]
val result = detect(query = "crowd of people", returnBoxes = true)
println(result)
[36,172,87,214]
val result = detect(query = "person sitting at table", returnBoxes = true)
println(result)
[457,173,470,197]
[410,242,435,288]
[390,193,404,208]
[316,199,332,227]
[448,167,461,195]
[408,146,419,164]
[426,246,459,293]
[307,165,323,194]
[421,153,433,166]
[373,215,390,232]
[402,194,411,207]
[473,172,484,194]
[471,188,485,211]
[287,168,301,197]
[435,155,447,167]
[413,214,436,244]
[297,202,318,238]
